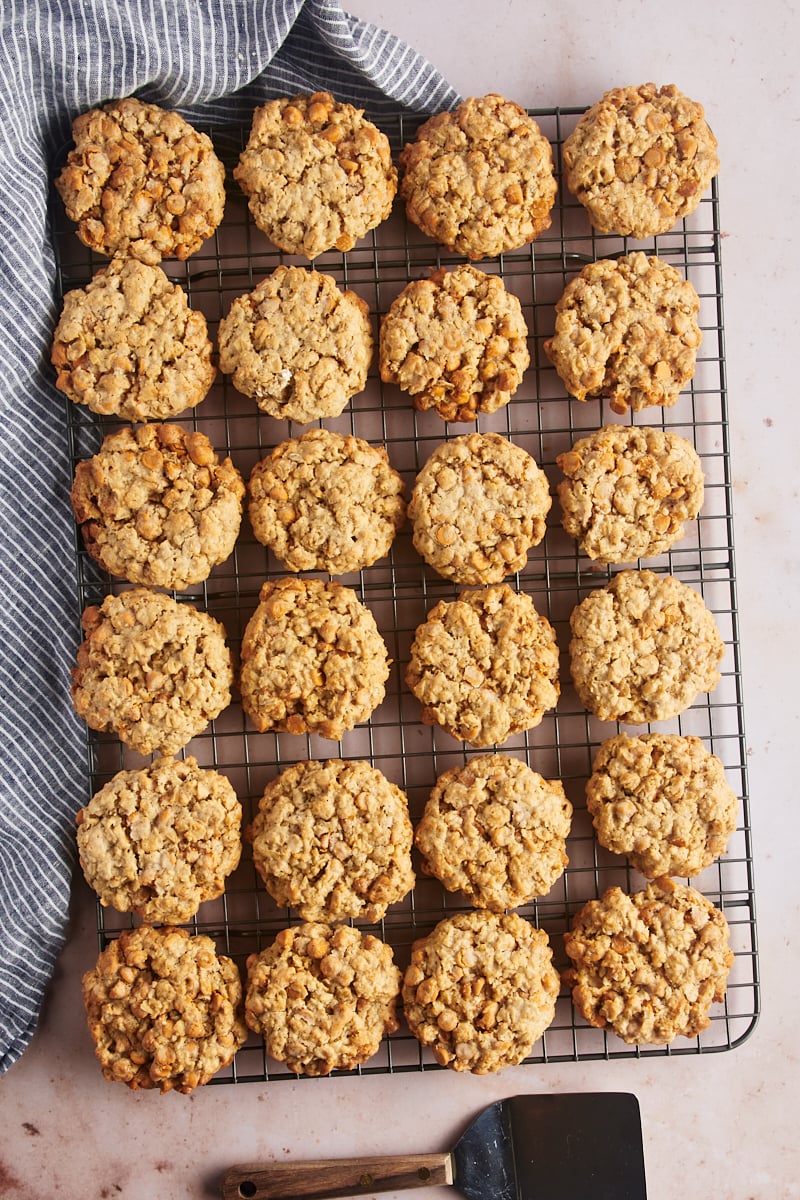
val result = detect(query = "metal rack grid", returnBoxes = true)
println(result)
[51,105,759,1082]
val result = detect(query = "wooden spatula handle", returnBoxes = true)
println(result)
[221,1152,454,1200]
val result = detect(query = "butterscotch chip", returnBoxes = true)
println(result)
[248,429,406,575]
[562,83,719,238]
[415,754,572,910]
[409,432,550,583]
[379,264,529,423]
[402,910,559,1073]
[586,733,738,878]
[248,759,414,922]
[55,97,225,262]
[563,878,734,1044]
[245,923,400,1076]
[406,583,560,748]
[71,424,244,590]
[239,578,389,740]
[51,257,216,421]
[71,588,233,756]
[76,756,242,923]
[82,925,247,1092]
[569,569,724,724]
[544,253,702,413]
[399,94,557,259]
[234,92,397,258]
[218,266,373,424]
[556,424,704,563]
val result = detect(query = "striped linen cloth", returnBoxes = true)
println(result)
[0,0,458,1073]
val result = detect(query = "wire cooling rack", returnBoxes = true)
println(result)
[51,106,759,1081]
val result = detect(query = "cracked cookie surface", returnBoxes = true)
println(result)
[402,910,559,1073]
[409,431,550,583]
[77,755,242,923]
[556,423,704,562]
[563,877,734,1044]
[218,265,373,423]
[544,252,701,413]
[568,568,724,724]
[82,925,247,1092]
[51,257,216,421]
[234,91,397,258]
[71,587,233,756]
[56,97,225,262]
[415,754,571,910]
[248,428,406,574]
[399,94,557,259]
[71,423,244,590]
[245,922,400,1075]
[562,82,719,237]
[380,264,529,422]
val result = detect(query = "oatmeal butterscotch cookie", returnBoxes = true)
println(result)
[406,583,560,748]
[71,588,233,756]
[249,759,414,922]
[402,910,559,1073]
[399,94,557,260]
[568,569,724,724]
[55,97,225,262]
[82,925,247,1092]
[380,264,529,423]
[557,424,704,563]
[51,257,216,421]
[234,92,396,258]
[71,423,244,590]
[409,432,550,583]
[544,253,702,414]
[239,578,389,740]
[563,877,734,1044]
[76,756,242,923]
[586,733,738,878]
[562,82,720,238]
[245,923,400,1076]
[248,429,406,575]
[415,754,571,910]
[218,266,373,424]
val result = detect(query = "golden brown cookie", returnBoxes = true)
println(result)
[82,925,247,1092]
[562,83,720,238]
[379,264,529,423]
[234,92,397,258]
[402,910,559,1073]
[563,877,734,1044]
[217,265,373,424]
[71,423,244,590]
[415,754,572,910]
[71,587,233,756]
[399,94,557,259]
[568,569,724,724]
[544,253,702,413]
[51,257,216,421]
[409,431,550,583]
[55,97,225,262]
[76,756,242,923]
[239,578,390,740]
[586,733,738,878]
[245,923,400,1075]
[556,423,704,563]
[406,583,560,748]
[247,429,406,574]
[248,759,414,922]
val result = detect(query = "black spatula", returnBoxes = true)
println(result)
[221,1092,647,1200]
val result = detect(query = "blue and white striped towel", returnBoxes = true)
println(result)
[0,0,458,1073]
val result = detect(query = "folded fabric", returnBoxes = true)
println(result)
[0,0,459,1073]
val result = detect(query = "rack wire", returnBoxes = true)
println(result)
[51,106,759,1082]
